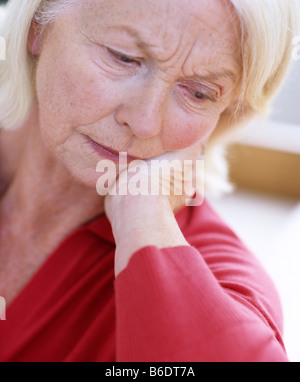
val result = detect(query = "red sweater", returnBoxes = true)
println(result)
[0,200,288,361]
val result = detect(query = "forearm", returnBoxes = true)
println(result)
[106,194,189,277]
[115,245,288,362]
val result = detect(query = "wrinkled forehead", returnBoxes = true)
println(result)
[80,0,239,42]
[76,0,241,72]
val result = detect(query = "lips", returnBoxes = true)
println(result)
[85,135,141,163]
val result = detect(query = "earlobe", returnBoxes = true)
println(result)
[27,21,42,56]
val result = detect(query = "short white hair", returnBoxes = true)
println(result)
[0,0,299,194]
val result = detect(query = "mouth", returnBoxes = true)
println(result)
[84,135,142,163]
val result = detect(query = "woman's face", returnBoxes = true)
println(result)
[33,0,240,186]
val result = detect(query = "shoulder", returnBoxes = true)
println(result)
[175,198,244,243]
[176,199,284,335]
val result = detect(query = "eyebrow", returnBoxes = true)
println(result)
[110,25,146,40]
[105,25,239,83]
[185,70,238,83]
[107,24,157,51]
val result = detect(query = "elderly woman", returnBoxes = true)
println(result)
[0,0,298,362]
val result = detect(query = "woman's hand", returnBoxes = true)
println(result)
[104,142,205,276]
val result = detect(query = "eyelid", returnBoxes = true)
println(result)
[107,47,141,63]
[104,46,220,102]
[194,90,216,102]
[180,80,219,96]
[180,83,218,102]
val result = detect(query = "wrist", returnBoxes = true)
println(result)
[106,194,189,276]
[108,194,173,243]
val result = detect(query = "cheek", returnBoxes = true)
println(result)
[162,112,220,150]
[37,64,107,126]
[36,51,117,148]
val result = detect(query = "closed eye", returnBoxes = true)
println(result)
[180,85,217,104]
[107,48,140,65]
[193,90,216,102]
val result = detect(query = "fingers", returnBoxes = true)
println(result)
[101,141,206,216]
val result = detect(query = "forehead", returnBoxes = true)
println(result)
[81,0,238,41]
[78,0,240,77]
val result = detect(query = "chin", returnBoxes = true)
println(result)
[67,166,103,192]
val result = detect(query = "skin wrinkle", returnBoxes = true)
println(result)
[84,38,232,136]
[86,22,239,84]
[83,0,240,79]
[0,0,241,305]
[34,0,239,175]
[82,18,240,107]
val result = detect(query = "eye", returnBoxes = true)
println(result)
[179,82,218,104]
[194,92,207,100]
[194,91,216,102]
[117,54,137,64]
[188,88,217,103]
[107,48,140,65]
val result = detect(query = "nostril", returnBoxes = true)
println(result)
[115,107,163,139]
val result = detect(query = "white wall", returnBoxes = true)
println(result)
[270,60,300,125]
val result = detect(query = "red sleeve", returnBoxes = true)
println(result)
[114,202,288,362]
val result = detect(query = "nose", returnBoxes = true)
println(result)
[114,80,168,139]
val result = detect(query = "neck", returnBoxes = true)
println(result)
[0,108,105,247]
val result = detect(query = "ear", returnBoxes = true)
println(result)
[27,20,43,56]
